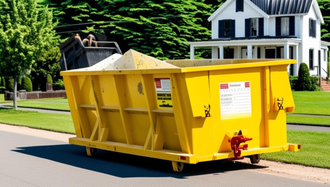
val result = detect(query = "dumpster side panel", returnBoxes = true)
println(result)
[209,67,265,153]
[267,65,294,147]
[105,111,126,143]
[171,74,193,154]
[98,75,119,107]
[185,72,213,156]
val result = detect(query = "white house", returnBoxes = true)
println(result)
[188,0,330,77]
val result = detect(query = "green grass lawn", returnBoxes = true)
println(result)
[292,91,330,115]
[287,115,330,126]
[4,97,70,111]
[261,130,330,169]
[0,109,74,134]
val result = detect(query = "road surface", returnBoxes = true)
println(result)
[0,125,328,187]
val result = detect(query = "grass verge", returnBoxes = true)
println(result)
[287,115,330,126]
[4,97,69,111]
[0,109,74,134]
[261,130,330,169]
[292,91,330,115]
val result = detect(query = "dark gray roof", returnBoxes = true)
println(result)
[250,0,313,15]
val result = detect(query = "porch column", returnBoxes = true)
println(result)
[212,46,219,59]
[253,46,258,58]
[284,44,290,72]
[237,46,241,59]
[294,45,299,76]
[247,45,252,59]
[284,43,289,59]
[219,46,224,59]
[190,45,195,59]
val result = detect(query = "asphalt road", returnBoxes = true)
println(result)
[0,130,328,187]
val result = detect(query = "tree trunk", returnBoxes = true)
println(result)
[13,71,18,110]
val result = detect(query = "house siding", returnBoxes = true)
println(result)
[211,0,264,39]
[301,5,321,76]
[190,0,329,77]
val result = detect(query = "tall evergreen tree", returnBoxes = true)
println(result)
[0,0,58,109]
[318,0,330,42]
[42,0,213,59]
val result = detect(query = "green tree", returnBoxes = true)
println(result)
[318,0,330,42]
[0,0,58,109]
[42,0,213,59]
[30,45,61,91]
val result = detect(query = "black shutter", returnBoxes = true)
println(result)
[259,18,264,37]
[289,16,295,35]
[276,17,281,36]
[309,19,312,37]
[245,18,251,37]
[313,20,316,37]
[219,20,224,38]
[230,20,236,37]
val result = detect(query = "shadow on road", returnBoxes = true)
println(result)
[13,144,267,178]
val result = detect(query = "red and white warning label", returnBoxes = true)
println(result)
[155,78,171,92]
[154,78,172,109]
[219,81,251,120]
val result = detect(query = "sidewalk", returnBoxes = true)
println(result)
[0,123,74,142]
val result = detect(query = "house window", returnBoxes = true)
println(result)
[245,18,263,37]
[281,17,289,36]
[219,20,235,38]
[251,18,258,36]
[324,49,327,61]
[309,49,314,70]
[276,17,295,36]
[236,0,244,12]
[224,20,231,37]
[309,19,316,37]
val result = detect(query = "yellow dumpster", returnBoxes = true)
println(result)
[61,49,300,172]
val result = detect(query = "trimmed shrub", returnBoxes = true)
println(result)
[53,79,65,90]
[22,77,33,92]
[310,76,320,91]
[289,76,298,90]
[46,74,53,84]
[6,78,14,92]
[297,63,312,91]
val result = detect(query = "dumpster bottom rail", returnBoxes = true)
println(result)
[69,137,297,164]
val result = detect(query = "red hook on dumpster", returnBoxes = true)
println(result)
[229,130,252,160]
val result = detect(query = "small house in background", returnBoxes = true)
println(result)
[189,0,330,77]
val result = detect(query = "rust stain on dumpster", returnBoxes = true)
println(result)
[137,82,144,95]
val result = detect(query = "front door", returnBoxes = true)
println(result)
[265,49,276,58]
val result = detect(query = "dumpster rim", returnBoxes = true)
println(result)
[60,59,296,76]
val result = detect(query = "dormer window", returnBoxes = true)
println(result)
[236,0,244,12]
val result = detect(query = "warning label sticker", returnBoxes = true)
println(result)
[219,81,251,120]
[155,78,173,109]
